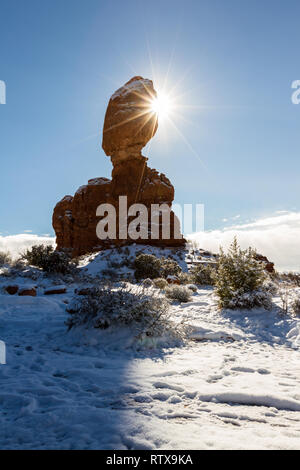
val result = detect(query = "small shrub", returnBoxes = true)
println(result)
[0,251,12,266]
[191,264,216,286]
[134,253,182,281]
[21,245,53,266]
[291,297,300,316]
[165,285,192,303]
[215,238,268,309]
[222,290,272,310]
[11,258,25,270]
[263,279,278,295]
[142,278,153,287]
[153,278,168,290]
[109,260,123,269]
[21,245,74,274]
[66,284,182,339]
[44,250,75,274]
[123,247,130,256]
[177,272,193,285]
[160,258,182,278]
[186,284,198,293]
[134,254,162,280]
[279,288,291,314]
[102,267,119,279]
[280,272,300,287]
[123,256,134,269]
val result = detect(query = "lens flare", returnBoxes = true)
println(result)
[150,93,173,120]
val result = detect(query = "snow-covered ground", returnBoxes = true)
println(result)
[0,249,300,450]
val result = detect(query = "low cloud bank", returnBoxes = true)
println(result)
[1,212,299,272]
[0,234,55,259]
[188,211,300,272]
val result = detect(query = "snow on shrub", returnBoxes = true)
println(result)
[66,284,184,339]
[160,258,181,278]
[177,272,193,285]
[191,264,216,286]
[279,288,291,314]
[186,284,198,293]
[134,254,161,280]
[134,253,182,281]
[214,238,271,310]
[21,245,75,274]
[280,272,300,287]
[263,279,278,295]
[153,278,168,290]
[165,285,192,303]
[222,290,272,310]
[0,251,12,266]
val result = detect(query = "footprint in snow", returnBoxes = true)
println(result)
[231,366,256,373]
[152,381,185,392]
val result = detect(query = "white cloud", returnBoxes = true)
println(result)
[1,212,300,272]
[0,234,55,259]
[188,211,300,272]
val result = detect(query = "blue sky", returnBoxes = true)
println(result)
[0,0,300,237]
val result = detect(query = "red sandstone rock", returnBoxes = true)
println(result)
[18,288,36,297]
[166,275,181,285]
[254,254,275,273]
[102,76,158,159]
[52,195,74,252]
[5,285,19,295]
[53,76,185,257]
[44,286,67,295]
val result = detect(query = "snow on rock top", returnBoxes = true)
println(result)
[61,195,73,203]
[111,77,154,101]
[88,177,111,186]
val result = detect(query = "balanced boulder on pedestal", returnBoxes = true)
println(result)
[53,76,185,257]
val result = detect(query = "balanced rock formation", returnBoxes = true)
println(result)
[53,76,185,257]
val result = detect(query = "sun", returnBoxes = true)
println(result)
[150,92,173,121]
